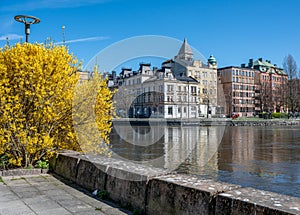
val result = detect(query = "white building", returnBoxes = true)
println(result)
[113,63,199,119]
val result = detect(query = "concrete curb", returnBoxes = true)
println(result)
[1,168,49,177]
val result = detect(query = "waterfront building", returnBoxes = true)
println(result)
[113,63,199,119]
[248,58,288,112]
[217,66,258,117]
[163,38,219,116]
[110,38,221,119]
[218,58,288,117]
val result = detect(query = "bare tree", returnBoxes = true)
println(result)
[113,86,135,118]
[283,54,299,112]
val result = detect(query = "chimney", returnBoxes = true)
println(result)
[248,59,253,68]
[241,63,246,68]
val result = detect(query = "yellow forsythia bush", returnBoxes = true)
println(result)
[0,43,114,168]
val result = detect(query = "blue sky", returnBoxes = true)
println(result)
[1,0,300,72]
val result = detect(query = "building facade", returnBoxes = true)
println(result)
[248,58,288,112]
[113,63,200,119]
[163,38,219,116]
[218,58,288,117]
[218,66,258,117]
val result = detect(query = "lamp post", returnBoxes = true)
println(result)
[14,15,40,43]
[62,25,66,45]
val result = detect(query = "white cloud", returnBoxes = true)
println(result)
[55,36,109,45]
[0,34,23,41]
[0,0,110,12]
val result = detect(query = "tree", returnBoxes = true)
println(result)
[0,43,114,168]
[283,54,299,112]
[113,86,135,118]
[73,70,115,155]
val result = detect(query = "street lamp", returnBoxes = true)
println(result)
[14,15,40,43]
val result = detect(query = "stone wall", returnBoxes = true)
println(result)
[50,151,300,215]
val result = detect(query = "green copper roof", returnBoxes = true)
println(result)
[208,55,217,63]
[253,59,287,75]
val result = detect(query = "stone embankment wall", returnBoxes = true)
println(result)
[50,152,300,215]
[230,120,300,126]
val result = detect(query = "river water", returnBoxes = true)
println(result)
[109,124,300,198]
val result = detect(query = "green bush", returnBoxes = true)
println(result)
[272,112,288,118]
[36,158,49,169]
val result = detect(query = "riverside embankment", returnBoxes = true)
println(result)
[50,151,300,215]
[113,117,300,126]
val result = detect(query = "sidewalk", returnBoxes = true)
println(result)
[0,174,132,215]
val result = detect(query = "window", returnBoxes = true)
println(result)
[159,85,164,92]
[178,86,181,92]
[191,86,197,94]
[236,77,239,82]
[168,107,173,115]
[167,85,173,92]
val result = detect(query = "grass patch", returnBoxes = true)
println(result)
[95,207,102,211]
[0,176,3,183]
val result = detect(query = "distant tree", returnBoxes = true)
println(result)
[274,75,288,112]
[113,86,134,118]
[283,54,299,112]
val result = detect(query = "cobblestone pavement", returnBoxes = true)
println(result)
[0,174,131,215]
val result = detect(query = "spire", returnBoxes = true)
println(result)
[175,38,193,61]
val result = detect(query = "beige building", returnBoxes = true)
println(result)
[164,38,218,116]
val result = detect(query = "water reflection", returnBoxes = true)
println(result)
[109,125,300,197]
[110,125,224,172]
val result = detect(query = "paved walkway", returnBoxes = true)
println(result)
[0,174,131,215]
